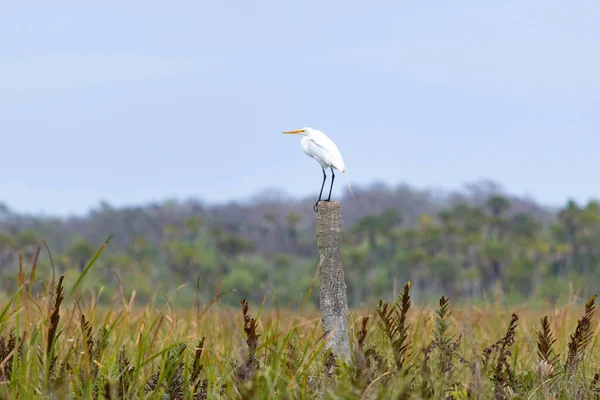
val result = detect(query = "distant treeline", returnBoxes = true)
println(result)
[0,180,595,307]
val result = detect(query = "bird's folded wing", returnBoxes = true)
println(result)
[307,136,327,150]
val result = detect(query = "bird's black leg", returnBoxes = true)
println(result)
[314,168,327,212]
[326,167,335,201]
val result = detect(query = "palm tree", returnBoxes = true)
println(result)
[558,200,580,273]
[286,212,301,251]
[573,201,600,282]
[438,208,459,257]
[487,194,510,217]
[353,214,380,302]
[262,213,277,305]
[353,210,401,302]
[344,245,369,306]
[0,233,15,271]
[67,237,95,272]
[509,212,543,294]
[375,210,403,296]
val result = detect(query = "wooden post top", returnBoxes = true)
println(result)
[316,201,342,254]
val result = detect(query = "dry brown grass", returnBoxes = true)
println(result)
[1,255,599,398]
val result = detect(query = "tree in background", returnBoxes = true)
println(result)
[1,182,599,308]
[0,233,16,272]
[67,236,95,272]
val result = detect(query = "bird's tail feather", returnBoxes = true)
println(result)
[343,170,355,198]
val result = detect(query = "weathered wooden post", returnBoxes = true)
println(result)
[316,200,351,362]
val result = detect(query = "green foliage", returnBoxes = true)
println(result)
[0,261,598,398]
[565,295,596,375]
[480,313,519,398]
[535,315,559,377]
[2,192,600,310]
[377,281,412,372]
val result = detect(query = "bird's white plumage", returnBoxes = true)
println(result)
[284,127,353,198]
[300,133,346,172]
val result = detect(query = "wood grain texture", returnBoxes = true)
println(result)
[316,200,351,362]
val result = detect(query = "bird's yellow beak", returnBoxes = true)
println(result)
[282,129,305,134]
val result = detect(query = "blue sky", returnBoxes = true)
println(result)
[1,1,598,216]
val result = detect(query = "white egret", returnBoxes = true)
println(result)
[283,127,353,212]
